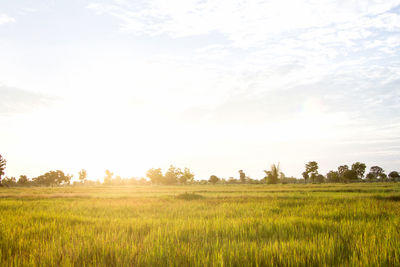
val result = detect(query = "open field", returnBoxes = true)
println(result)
[1,183,400,266]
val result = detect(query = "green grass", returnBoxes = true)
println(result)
[0,183,400,266]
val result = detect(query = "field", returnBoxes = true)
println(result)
[1,183,400,266]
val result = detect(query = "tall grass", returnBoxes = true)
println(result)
[0,183,399,266]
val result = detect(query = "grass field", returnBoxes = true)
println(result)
[1,183,400,266]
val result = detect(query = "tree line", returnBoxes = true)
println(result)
[299,161,400,183]
[0,154,399,186]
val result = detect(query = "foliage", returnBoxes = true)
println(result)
[32,170,72,186]
[208,175,219,184]
[2,176,16,186]
[176,192,204,200]
[104,170,114,184]
[302,171,309,183]
[179,168,194,184]
[351,162,366,179]
[79,169,88,182]
[388,171,400,181]
[145,166,194,185]
[337,165,349,179]
[164,165,182,185]
[366,166,386,181]
[0,154,6,185]
[146,168,164,184]
[304,161,319,183]
[342,169,358,182]
[315,174,325,183]
[17,175,29,185]
[264,163,280,184]
[326,171,340,183]
[238,170,246,183]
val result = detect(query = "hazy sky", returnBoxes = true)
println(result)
[1,0,400,181]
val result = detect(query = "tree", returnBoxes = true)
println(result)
[164,165,181,185]
[326,171,340,183]
[146,168,164,184]
[367,166,385,181]
[179,168,194,184]
[305,161,318,183]
[33,170,72,186]
[316,174,325,183]
[104,170,114,184]
[264,163,280,184]
[209,175,219,184]
[351,162,366,179]
[306,161,318,174]
[17,175,29,185]
[0,154,6,185]
[238,170,246,183]
[337,165,349,182]
[2,176,16,186]
[79,169,88,183]
[366,172,375,181]
[388,171,400,181]
[342,169,358,182]
[302,171,309,183]
[380,173,388,181]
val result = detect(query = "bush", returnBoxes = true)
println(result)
[176,192,204,200]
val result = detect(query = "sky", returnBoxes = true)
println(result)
[0,0,400,181]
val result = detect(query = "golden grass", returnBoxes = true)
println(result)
[0,183,399,266]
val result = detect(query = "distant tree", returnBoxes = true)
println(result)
[279,171,285,180]
[79,169,88,183]
[315,174,325,183]
[351,162,366,179]
[302,171,309,183]
[33,170,72,186]
[2,176,16,187]
[264,163,280,184]
[306,161,318,174]
[305,161,319,183]
[337,165,349,182]
[146,168,164,184]
[246,177,259,184]
[326,171,340,183]
[280,176,301,184]
[367,166,385,181]
[179,168,194,184]
[238,170,246,183]
[388,171,400,181]
[366,172,375,181]
[104,170,114,184]
[0,154,6,185]
[17,175,29,185]
[342,169,358,182]
[227,177,239,184]
[209,175,219,184]
[114,175,122,184]
[164,165,181,185]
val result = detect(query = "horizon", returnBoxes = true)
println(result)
[1,1,400,180]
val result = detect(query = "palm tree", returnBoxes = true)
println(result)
[264,163,280,184]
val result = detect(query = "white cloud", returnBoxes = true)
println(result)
[88,0,400,46]
[0,14,15,25]
[0,85,54,114]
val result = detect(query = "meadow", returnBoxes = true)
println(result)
[0,183,399,266]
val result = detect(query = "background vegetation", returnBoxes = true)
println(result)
[0,153,399,187]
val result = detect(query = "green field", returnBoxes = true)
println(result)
[1,183,400,266]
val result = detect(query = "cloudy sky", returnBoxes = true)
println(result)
[1,0,399,181]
